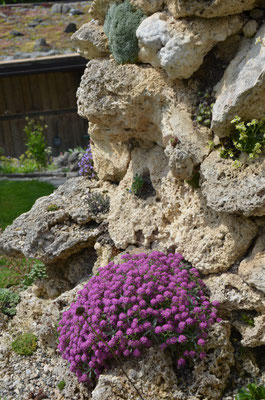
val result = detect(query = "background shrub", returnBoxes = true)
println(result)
[24,117,51,171]
[58,251,220,385]
[104,1,146,64]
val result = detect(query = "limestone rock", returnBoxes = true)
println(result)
[91,347,182,400]
[200,152,265,216]
[108,146,257,274]
[205,273,265,346]
[206,273,265,313]
[243,20,259,38]
[166,0,257,18]
[136,13,243,79]
[89,0,121,24]
[238,230,265,293]
[212,23,265,137]
[190,322,234,400]
[0,178,111,264]
[92,323,233,400]
[91,139,130,182]
[129,0,164,15]
[77,59,194,147]
[165,108,210,179]
[71,20,109,59]
[235,315,265,347]
[51,3,71,14]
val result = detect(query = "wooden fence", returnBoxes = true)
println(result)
[0,55,88,157]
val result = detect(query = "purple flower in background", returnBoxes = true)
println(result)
[57,251,220,386]
[78,144,96,178]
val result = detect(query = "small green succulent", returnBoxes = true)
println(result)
[220,116,265,162]
[0,288,20,317]
[57,380,66,391]
[129,174,144,195]
[195,92,215,127]
[47,204,60,212]
[11,333,38,356]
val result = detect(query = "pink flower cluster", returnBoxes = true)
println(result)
[57,252,220,385]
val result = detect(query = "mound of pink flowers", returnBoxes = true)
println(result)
[57,251,220,385]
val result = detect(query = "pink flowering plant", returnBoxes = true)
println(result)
[57,251,220,385]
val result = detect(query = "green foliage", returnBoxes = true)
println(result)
[235,383,265,400]
[21,260,47,289]
[195,92,215,127]
[104,1,145,64]
[0,257,47,290]
[220,116,265,162]
[47,204,60,212]
[241,312,255,327]
[0,180,54,230]
[24,117,51,171]
[0,288,20,317]
[129,173,144,195]
[11,333,38,356]
[87,192,110,215]
[186,171,200,189]
[57,380,66,391]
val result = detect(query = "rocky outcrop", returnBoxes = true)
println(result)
[238,230,265,294]
[166,0,257,18]
[0,178,111,263]
[200,152,265,216]
[92,322,233,400]
[90,0,257,20]
[71,20,109,59]
[206,273,265,346]
[77,59,195,147]
[136,13,243,79]
[212,23,265,137]
[91,139,130,182]
[1,1,265,399]
[108,146,257,274]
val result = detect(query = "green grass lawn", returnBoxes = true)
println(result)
[0,180,55,230]
[0,180,54,288]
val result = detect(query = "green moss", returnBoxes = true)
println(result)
[57,380,66,391]
[104,1,145,64]
[11,333,38,356]
[47,204,60,212]
[0,288,20,316]
[186,171,200,189]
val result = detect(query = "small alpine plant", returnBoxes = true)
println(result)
[78,145,96,178]
[57,252,220,385]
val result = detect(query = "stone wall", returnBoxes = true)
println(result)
[0,0,265,399]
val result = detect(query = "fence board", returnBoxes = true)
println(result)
[0,70,88,157]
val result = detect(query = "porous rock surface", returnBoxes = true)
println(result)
[200,152,265,216]
[212,23,265,137]
[136,13,243,79]
[238,230,265,294]
[1,0,265,399]
[166,0,257,18]
[108,146,257,274]
[90,0,257,20]
[205,273,265,346]
[71,20,109,59]
[0,177,111,263]
[77,59,195,147]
